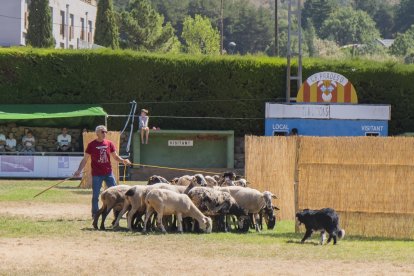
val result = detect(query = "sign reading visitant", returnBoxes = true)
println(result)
[168,140,194,147]
[296,72,358,104]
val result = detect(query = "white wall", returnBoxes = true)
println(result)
[0,0,96,48]
[0,0,24,46]
[49,0,97,49]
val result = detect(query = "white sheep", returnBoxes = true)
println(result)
[205,175,218,187]
[143,189,213,234]
[219,186,277,232]
[93,185,131,230]
[119,183,187,231]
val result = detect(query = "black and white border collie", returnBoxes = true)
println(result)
[296,208,345,245]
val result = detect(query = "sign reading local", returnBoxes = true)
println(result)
[297,72,358,104]
[168,140,194,147]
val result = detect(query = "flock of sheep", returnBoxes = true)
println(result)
[93,172,279,234]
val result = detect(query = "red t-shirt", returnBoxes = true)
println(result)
[85,139,116,176]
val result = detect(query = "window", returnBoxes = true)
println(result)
[60,11,65,37]
[88,20,93,42]
[60,42,65,49]
[80,18,85,40]
[69,14,74,40]
[69,45,74,49]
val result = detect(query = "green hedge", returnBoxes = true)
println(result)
[1,48,414,135]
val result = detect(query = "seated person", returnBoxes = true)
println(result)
[5,133,16,152]
[21,130,36,153]
[57,127,72,152]
[0,132,5,152]
[139,109,150,144]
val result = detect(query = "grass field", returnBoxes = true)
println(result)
[0,180,413,275]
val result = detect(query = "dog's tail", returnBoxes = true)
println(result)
[337,229,345,239]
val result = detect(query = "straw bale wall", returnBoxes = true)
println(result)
[245,136,297,220]
[245,136,414,239]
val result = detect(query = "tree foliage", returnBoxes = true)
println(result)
[181,15,220,55]
[390,25,414,57]
[394,0,414,34]
[95,0,120,49]
[302,0,339,34]
[119,0,180,53]
[26,0,54,48]
[320,8,380,46]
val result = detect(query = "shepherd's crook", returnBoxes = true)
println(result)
[33,175,75,198]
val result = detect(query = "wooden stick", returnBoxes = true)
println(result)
[33,176,74,198]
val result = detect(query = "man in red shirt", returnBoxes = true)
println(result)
[74,125,131,218]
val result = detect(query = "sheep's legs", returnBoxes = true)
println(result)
[92,205,106,229]
[114,202,130,228]
[100,207,112,230]
[253,213,260,232]
[128,205,139,230]
[142,206,154,233]
[156,209,167,234]
[176,213,183,233]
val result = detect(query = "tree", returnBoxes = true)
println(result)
[373,4,395,38]
[390,25,414,57]
[181,15,220,55]
[353,0,396,38]
[95,0,120,49]
[304,19,317,57]
[26,0,54,48]
[394,0,414,34]
[302,0,339,34]
[320,8,380,46]
[119,0,180,53]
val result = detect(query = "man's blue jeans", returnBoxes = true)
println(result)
[92,173,116,217]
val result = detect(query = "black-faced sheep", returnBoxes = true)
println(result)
[219,186,277,232]
[187,186,250,232]
[92,185,131,230]
[143,189,213,234]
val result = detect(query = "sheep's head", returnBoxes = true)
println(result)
[263,206,279,230]
[200,216,213,233]
[147,175,169,185]
[263,191,277,209]
[170,177,179,185]
[192,174,207,187]
[223,171,236,181]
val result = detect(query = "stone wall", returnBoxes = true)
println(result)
[0,124,131,153]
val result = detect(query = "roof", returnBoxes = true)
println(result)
[376,39,395,48]
[0,104,107,127]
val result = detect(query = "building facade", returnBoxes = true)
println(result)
[0,0,97,49]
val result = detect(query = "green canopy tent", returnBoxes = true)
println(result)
[0,104,107,127]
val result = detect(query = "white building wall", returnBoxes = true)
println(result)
[49,0,97,49]
[0,0,25,46]
[0,0,96,49]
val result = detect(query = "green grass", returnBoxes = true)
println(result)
[0,180,413,265]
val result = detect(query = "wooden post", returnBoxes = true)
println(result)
[293,136,301,233]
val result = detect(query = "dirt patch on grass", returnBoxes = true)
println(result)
[1,236,413,276]
[0,201,90,220]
